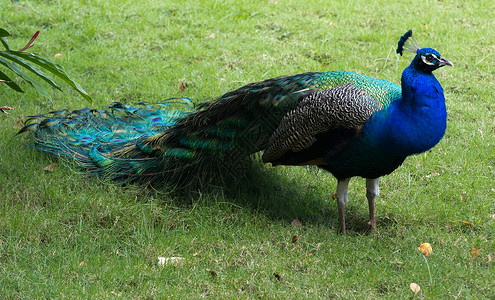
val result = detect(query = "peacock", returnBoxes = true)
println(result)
[20,30,452,232]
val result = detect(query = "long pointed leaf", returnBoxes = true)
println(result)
[0,69,24,92]
[0,29,10,38]
[1,37,12,50]
[0,51,61,90]
[0,56,51,98]
[9,51,92,104]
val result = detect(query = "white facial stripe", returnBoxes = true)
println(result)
[421,54,439,66]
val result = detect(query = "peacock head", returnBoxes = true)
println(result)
[396,30,453,73]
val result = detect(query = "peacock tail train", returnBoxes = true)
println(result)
[20,71,400,187]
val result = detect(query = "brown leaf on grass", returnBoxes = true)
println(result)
[273,273,281,281]
[54,53,63,58]
[488,254,492,262]
[410,282,420,294]
[469,247,481,259]
[425,171,439,178]
[44,163,58,172]
[14,119,24,128]
[206,268,217,278]
[0,106,14,114]
[461,220,473,226]
[178,82,187,93]
[291,218,301,228]
[292,235,300,243]
[79,261,85,266]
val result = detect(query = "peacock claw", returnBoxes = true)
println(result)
[1,106,14,114]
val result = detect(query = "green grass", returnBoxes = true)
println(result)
[1,0,495,298]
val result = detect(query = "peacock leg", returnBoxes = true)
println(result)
[366,178,380,231]
[336,178,351,233]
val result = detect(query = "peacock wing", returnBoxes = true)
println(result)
[262,83,383,166]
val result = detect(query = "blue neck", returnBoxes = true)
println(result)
[365,64,447,156]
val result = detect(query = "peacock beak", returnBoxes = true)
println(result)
[439,57,454,67]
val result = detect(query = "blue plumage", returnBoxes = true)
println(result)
[20,30,452,232]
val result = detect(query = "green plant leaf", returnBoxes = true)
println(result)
[0,29,10,38]
[0,56,51,98]
[0,69,24,93]
[0,51,62,91]
[1,37,12,50]
[0,28,92,104]
[12,51,92,104]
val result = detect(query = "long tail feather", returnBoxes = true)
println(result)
[22,98,197,184]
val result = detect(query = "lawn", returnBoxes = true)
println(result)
[1,0,494,298]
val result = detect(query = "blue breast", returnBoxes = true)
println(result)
[321,64,447,180]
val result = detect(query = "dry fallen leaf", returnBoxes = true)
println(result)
[0,106,14,114]
[291,218,302,228]
[44,163,58,172]
[206,268,217,278]
[461,220,473,226]
[469,247,481,259]
[54,53,63,58]
[79,261,85,266]
[292,235,300,243]
[425,171,439,178]
[410,282,421,294]
[14,119,24,129]
[178,82,187,93]
[418,243,432,257]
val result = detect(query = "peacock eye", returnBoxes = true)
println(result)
[425,54,434,62]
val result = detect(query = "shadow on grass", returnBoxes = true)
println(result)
[143,158,399,234]
[16,144,398,234]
